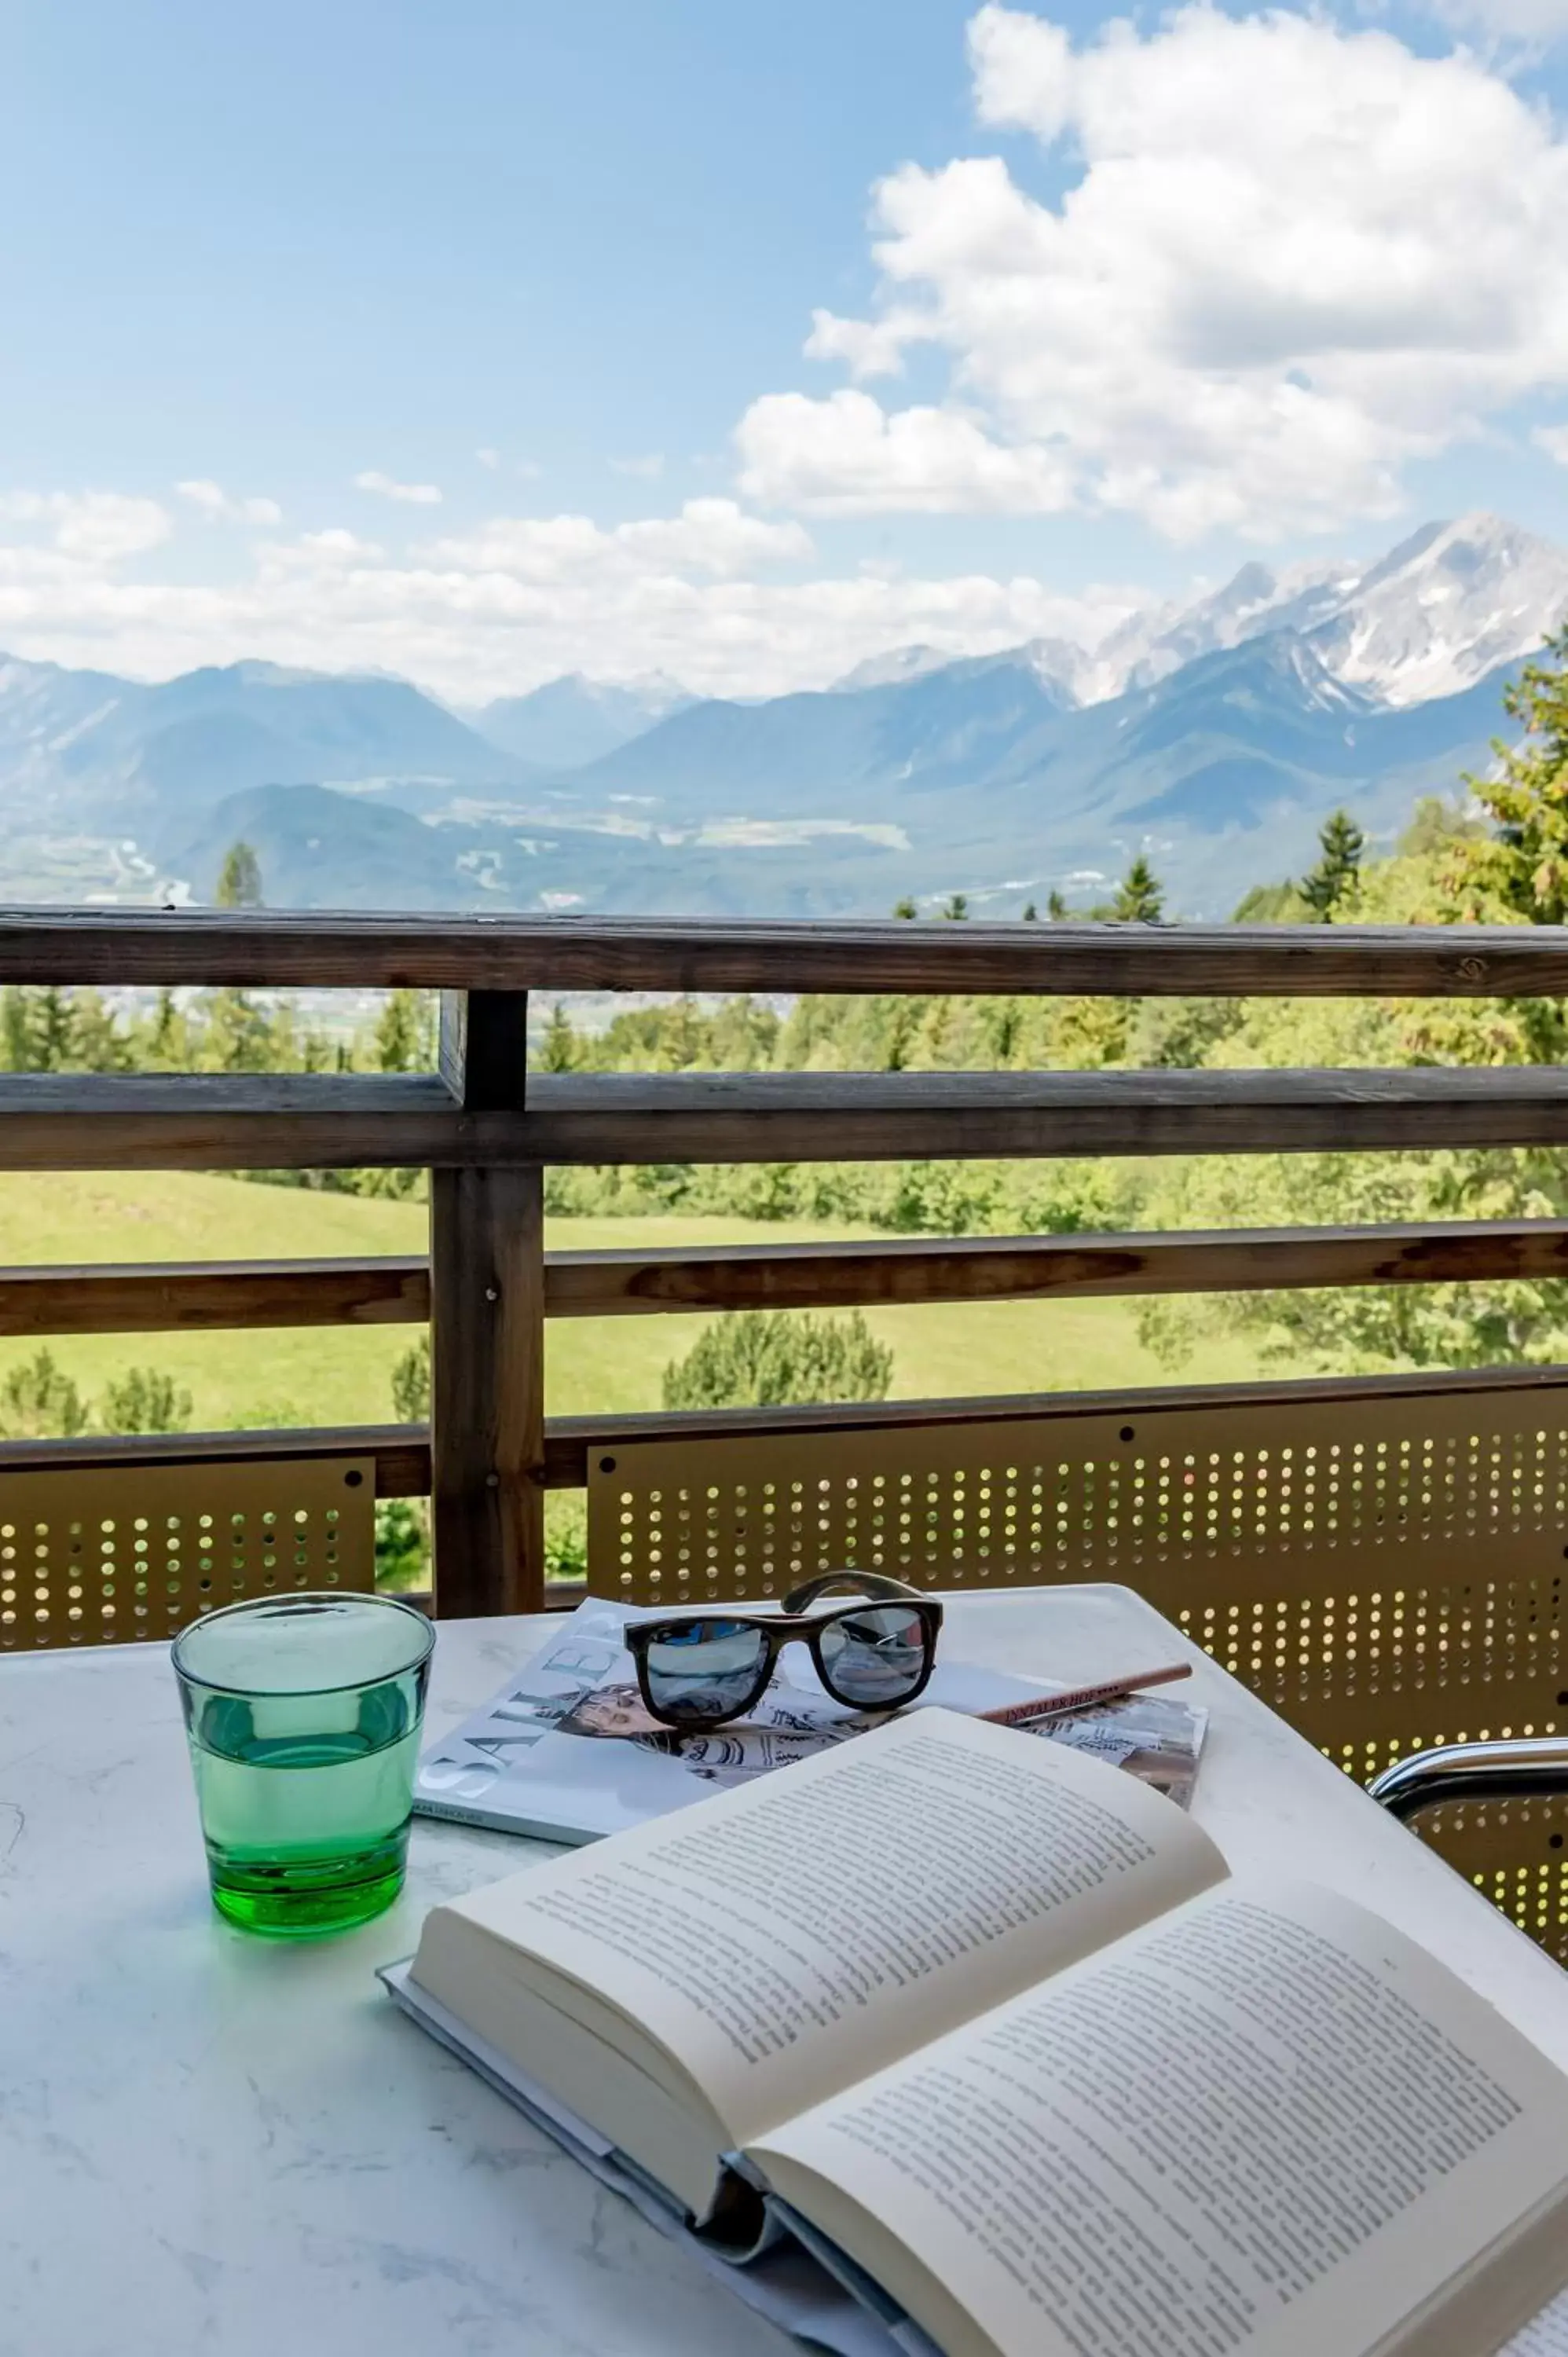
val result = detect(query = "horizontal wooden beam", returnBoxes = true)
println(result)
[1,907,1567,998]
[0,1255,430,1336]
[543,1218,1568,1315]
[13,1067,1568,1169]
[5,1215,1568,1336]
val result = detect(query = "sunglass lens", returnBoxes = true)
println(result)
[818,1605,930,1708]
[643,1619,771,1724]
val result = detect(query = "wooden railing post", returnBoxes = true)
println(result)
[430,990,544,1615]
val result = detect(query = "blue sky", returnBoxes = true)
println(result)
[2,0,1568,698]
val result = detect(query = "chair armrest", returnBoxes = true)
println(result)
[1369,1738,1568,1824]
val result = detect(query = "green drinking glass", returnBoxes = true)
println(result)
[172,1591,435,1939]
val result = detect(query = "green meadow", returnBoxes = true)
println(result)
[0,1170,1269,1432]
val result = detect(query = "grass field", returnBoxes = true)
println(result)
[0,1171,1270,1431]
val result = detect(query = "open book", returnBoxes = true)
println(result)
[397,1709,1568,2357]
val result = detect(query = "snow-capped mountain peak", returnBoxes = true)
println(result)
[830,644,959,692]
[1302,512,1568,706]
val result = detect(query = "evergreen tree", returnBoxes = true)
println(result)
[28,988,82,1072]
[892,896,918,919]
[97,1365,192,1435]
[215,841,263,908]
[941,893,969,921]
[72,987,130,1072]
[1020,901,1039,922]
[0,988,32,1071]
[1112,857,1165,923]
[661,1310,894,1411]
[143,986,188,1069]
[374,988,429,1072]
[1299,808,1365,920]
[1046,889,1068,920]
[1448,628,1568,923]
[391,1334,431,1424]
[537,999,577,1073]
[203,988,275,1072]
[0,1349,89,1439]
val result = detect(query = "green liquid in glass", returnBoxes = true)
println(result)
[175,1596,433,1939]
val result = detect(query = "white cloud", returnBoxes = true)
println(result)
[175,478,282,526]
[0,489,171,566]
[429,497,812,581]
[353,469,443,505]
[0,480,1141,701]
[737,4,1568,540]
[609,453,665,479]
[1537,423,1568,464]
[738,389,1074,515]
[475,448,500,470]
[1420,0,1568,39]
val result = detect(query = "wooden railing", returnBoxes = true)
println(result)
[1,907,1566,1614]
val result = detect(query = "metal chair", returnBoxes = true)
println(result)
[1372,1739,1568,1820]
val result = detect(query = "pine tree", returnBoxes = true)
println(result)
[1046,889,1068,920]
[72,987,130,1072]
[537,1000,577,1073]
[892,896,918,919]
[203,837,271,1071]
[29,987,82,1072]
[97,1365,192,1435]
[1448,629,1568,923]
[1112,857,1165,923]
[0,1349,89,1439]
[0,988,32,1071]
[374,988,429,1072]
[391,1335,431,1424]
[1020,900,1039,922]
[1299,808,1365,920]
[215,841,263,908]
[661,1311,893,1411]
[203,988,275,1072]
[941,893,969,921]
[143,986,188,1069]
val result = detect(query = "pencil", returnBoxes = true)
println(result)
[978,1662,1192,1728]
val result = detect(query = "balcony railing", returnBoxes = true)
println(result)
[1,907,1567,1617]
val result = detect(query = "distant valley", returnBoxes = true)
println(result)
[1,511,1562,918]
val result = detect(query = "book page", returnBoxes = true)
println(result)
[1508,2292,1568,2355]
[752,1883,1568,2357]
[423,1707,1225,2147]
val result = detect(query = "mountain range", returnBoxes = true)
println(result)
[0,511,1561,918]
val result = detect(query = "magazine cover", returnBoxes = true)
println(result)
[414,1598,1208,1844]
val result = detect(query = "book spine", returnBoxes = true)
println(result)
[410,1796,493,1828]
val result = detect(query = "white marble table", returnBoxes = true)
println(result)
[4,1585,1568,2357]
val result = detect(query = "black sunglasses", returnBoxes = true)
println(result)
[623,1573,943,1730]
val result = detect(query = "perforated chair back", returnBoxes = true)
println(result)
[588,1376,1568,1961]
[0,1456,376,1653]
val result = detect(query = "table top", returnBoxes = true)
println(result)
[4,1584,1568,2357]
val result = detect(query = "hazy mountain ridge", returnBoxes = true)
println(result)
[0,511,1559,916]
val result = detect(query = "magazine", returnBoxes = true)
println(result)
[412,1596,1208,1844]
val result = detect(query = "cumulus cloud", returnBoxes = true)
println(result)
[1419,0,1568,38]
[0,489,171,566]
[428,497,813,581]
[0,482,1140,701]
[353,469,443,505]
[738,389,1073,514]
[176,478,283,525]
[737,3,1568,539]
